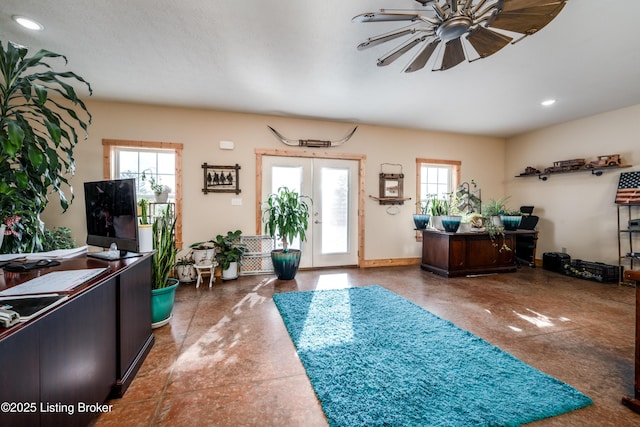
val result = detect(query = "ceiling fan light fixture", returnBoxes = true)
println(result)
[353,0,568,73]
[12,15,44,31]
[541,99,556,107]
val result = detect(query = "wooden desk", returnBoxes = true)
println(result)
[421,229,537,277]
[623,269,640,413]
[0,254,153,427]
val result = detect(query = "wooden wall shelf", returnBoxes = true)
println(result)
[369,195,411,205]
[516,164,631,181]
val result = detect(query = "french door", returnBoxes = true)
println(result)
[262,156,359,268]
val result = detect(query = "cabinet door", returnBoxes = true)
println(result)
[115,256,153,396]
[0,326,40,427]
[39,278,116,427]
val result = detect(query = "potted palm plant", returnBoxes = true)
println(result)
[151,205,179,328]
[214,230,247,280]
[262,186,311,280]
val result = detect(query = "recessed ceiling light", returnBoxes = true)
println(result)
[541,99,556,107]
[13,15,44,31]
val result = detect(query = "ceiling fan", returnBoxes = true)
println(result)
[352,0,568,72]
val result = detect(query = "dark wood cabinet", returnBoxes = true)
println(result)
[0,254,153,426]
[40,277,116,427]
[113,258,153,397]
[623,269,640,413]
[0,324,39,427]
[421,229,536,277]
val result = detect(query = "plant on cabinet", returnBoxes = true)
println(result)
[413,196,432,230]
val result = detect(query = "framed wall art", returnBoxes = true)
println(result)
[202,163,241,194]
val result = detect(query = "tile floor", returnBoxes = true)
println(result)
[92,266,640,426]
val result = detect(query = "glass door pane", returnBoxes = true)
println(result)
[320,167,349,254]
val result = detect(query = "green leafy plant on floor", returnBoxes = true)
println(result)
[42,226,76,252]
[0,40,92,253]
[214,230,247,271]
[152,205,178,290]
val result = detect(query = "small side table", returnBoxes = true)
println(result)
[194,264,215,288]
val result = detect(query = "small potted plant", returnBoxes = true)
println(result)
[481,197,513,252]
[262,186,311,280]
[429,196,462,232]
[189,240,216,266]
[175,253,197,283]
[413,196,432,230]
[500,209,523,231]
[141,170,171,202]
[137,198,153,252]
[214,230,247,280]
[481,197,510,228]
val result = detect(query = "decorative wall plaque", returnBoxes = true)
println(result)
[202,163,241,194]
[369,163,409,205]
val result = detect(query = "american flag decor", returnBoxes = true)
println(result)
[616,172,640,204]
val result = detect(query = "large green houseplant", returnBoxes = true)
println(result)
[262,186,311,280]
[151,205,179,328]
[0,40,92,253]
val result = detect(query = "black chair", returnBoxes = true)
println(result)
[516,206,539,267]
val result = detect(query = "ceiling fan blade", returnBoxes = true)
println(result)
[352,12,423,23]
[377,36,426,66]
[466,26,512,59]
[501,0,565,13]
[358,28,417,51]
[404,39,440,73]
[490,2,566,35]
[437,38,465,71]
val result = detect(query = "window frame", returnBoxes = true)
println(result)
[102,139,183,248]
[415,158,461,240]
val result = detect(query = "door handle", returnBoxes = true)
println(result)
[314,220,322,224]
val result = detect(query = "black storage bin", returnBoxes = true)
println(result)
[543,252,571,272]
[565,259,621,283]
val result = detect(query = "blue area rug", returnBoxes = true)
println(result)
[273,285,592,426]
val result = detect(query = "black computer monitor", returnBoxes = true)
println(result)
[83,178,140,258]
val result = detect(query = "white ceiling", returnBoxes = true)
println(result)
[1,0,639,138]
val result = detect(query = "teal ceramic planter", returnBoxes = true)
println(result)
[441,215,462,233]
[412,214,431,230]
[151,279,179,328]
[500,215,522,231]
[271,249,301,280]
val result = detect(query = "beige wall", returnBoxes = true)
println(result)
[42,100,505,263]
[505,104,640,265]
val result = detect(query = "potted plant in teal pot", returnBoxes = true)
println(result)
[413,197,431,230]
[151,205,179,328]
[262,187,311,280]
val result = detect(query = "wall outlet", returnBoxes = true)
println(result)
[231,198,242,206]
